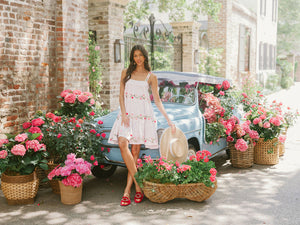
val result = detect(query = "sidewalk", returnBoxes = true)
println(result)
[0,84,300,225]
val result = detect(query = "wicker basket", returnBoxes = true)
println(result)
[229,142,254,168]
[279,142,285,156]
[1,171,39,205]
[59,181,82,205]
[142,180,217,203]
[46,162,60,194]
[35,167,50,188]
[254,138,279,165]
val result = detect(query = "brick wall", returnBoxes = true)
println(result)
[207,0,256,83]
[0,0,89,136]
[88,0,128,111]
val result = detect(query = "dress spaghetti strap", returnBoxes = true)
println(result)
[145,72,151,82]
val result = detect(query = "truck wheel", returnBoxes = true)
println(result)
[187,143,197,158]
[226,148,231,159]
[91,164,117,178]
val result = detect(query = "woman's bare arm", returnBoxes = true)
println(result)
[119,69,130,127]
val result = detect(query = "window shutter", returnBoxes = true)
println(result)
[239,25,246,72]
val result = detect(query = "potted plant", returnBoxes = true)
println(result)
[134,150,217,203]
[222,116,259,168]
[47,153,93,205]
[0,132,48,205]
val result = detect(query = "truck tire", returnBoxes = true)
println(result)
[91,164,117,178]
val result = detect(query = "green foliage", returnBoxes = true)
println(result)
[277,58,294,89]
[281,76,294,89]
[265,73,281,90]
[198,47,223,77]
[238,72,263,99]
[153,51,172,71]
[277,0,300,54]
[0,133,48,175]
[88,31,103,102]
[135,151,217,187]
[205,122,225,144]
[124,0,221,26]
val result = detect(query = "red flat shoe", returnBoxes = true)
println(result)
[120,194,131,206]
[134,192,144,203]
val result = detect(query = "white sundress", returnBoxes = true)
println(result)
[108,73,158,149]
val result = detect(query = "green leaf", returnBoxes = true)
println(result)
[39,163,49,170]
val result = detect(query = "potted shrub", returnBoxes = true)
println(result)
[0,132,48,205]
[134,150,217,203]
[47,153,93,205]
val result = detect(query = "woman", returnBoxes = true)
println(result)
[108,45,176,206]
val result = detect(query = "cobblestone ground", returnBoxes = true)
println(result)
[0,84,299,225]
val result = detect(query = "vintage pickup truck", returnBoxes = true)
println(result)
[92,71,230,178]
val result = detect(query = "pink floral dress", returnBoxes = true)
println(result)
[108,73,158,149]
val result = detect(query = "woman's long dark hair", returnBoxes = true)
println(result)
[124,45,151,84]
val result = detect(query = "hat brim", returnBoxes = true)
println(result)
[159,127,188,164]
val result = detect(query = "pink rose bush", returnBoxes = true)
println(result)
[135,150,217,188]
[0,132,48,175]
[58,89,95,119]
[48,153,92,187]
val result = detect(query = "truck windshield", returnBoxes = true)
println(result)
[151,85,196,105]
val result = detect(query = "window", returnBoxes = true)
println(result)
[239,25,251,72]
[273,45,277,69]
[259,42,263,70]
[260,0,267,16]
[272,0,277,22]
[269,45,273,70]
[263,43,268,70]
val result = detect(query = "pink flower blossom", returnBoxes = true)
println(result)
[22,122,32,129]
[0,150,8,159]
[26,140,41,152]
[279,134,286,143]
[219,91,225,96]
[62,173,82,187]
[101,133,106,138]
[54,116,62,123]
[78,94,89,103]
[253,118,261,125]
[222,80,230,90]
[210,168,217,176]
[249,130,259,140]
[31,118,45,127]
[90,155,95,161]
[89,111,95,116]
[270,117,281,126]
[260,114,266,120]
[0,139,9,148]
[241,93,248,98]
[97,120,103,125]
[263,122,271,128]
[93,161,98,166]
[15,133,28,142]
[90,129,96,134]
[226,136,234,142]
[64,93,76,103]
[210,175,216,182]
[46,112,55,120]
[73,90,82,95]
[11,144,26,156]
[28,126,42,134]
[60,90,71,98]
[57,133,62,138]
[235,139,248,152]
[96,133,100,137]
[216,84,222,90]
[90,99,95,105]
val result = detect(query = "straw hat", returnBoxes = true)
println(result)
[159,127,188,164]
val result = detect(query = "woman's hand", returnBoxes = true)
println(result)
[121,114,130,127]
[168,121,176,133]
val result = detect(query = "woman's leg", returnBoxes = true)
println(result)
[124,144,141,194]
[118,138,142,195]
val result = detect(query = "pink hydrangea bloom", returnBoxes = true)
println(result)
[15,133,28,142]
[219,91,225,96]
[46,112,55,120]
[62,173,83,187]
[60,90,71,98]
[90,99,95,105]
[226,136,234,142]
[78,94,89,103]
[26,140,41,152]
[0,139,9,148]
[83,92,93,97]
[0,150,8,159]
[31,118,45,127]
[22,122,32,129]
[64,93,76,104]
[73,90,82,95]
[67,153,76,161]
[235,138,248,152]
[11,144,26,156]
[215,84,222,90]
[28,126,42,134]
[249,130,259,140]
